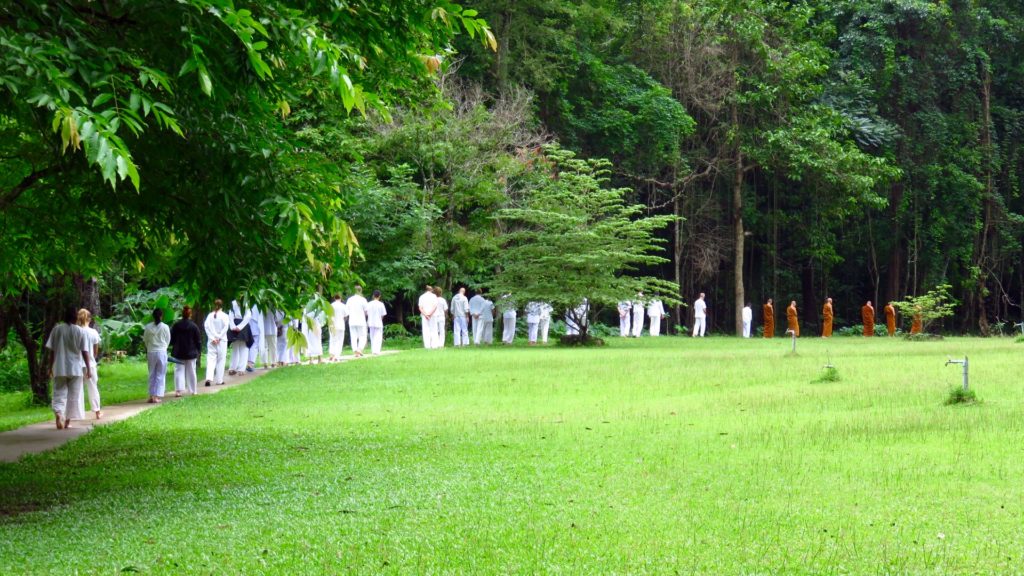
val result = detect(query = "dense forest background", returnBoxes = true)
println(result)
[4,0,1024,350]
[442,0,1024,335]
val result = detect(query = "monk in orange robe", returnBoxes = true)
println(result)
[884,302,896,336]
[763,299,774,338]
[822,298,834,337]
[910,307,923,335]
[786,300,799,337]
[861,301,875,336]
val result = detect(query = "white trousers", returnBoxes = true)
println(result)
[619,315,630,337]
[539,318,550,343]
[79,363,101,412]
[263,334,278,366]
[527,321,539,343]
[435,317,446,348]
[350,325,367,354]
[276,328,288,363]
[421,315,436,349]
[230,340,248,372]
[329,326,346,357]
[631,311,644,337]
[369,326,383,355]
[477,320,494,344]
[147,350,168,398]
[649,315,662,337]
[247,333,261,364]
[174,358,198,394]
[502,312,517,343]
[742,320,751,338]
[453,316,469,346]
[52,376,84,421]
[206,340,227,383]
[693,316,706,337]
[472,316,482,344]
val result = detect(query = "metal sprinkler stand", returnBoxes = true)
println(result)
[1015,322,1024,336]
[946,356,969,392]
[785,329,797,353]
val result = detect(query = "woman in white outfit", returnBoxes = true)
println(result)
[500,294,517,345]
[647,299,665,337]
[631,293,645,338]
[367,290,387,355]
[203,299,229,386]
[433,286,448,348]
[143,308,171,404]
[347,287,369,357]
[539,303,552,343]
[526,302,541,345]
[227,299,251,375]
[46,307,90,429]
[304,305,325,364]
[76,309,102,419]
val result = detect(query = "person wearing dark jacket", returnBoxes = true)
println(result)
[170,305,203,397]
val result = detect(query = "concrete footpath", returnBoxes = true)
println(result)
[0,351,397,463]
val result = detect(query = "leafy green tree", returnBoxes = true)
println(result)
[893,283,958,335]
[490,144,680,342]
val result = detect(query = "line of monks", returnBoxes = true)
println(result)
[762,298,922,338]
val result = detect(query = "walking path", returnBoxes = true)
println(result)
[0,351,397,463]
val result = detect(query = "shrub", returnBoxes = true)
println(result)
[813,366,841,383]
[0,344,29,393]
[945,386,977,405]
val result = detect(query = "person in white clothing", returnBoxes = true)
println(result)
[418,285,439,349]
[143,308,171,403]
[227,299,251,375]
[469,288,487,345]
[647,299,665,337]
[433,286,448,348]
[76,308,102,419]
[500,294,517,345]
[328,294,348,361]
[304,304,325,364]
[261,308,279,368]
[277,314,292,365]
[46,307,91,429]
[617,300,631,337]
[450,287,470,347]
[479,297,495,344]
[631,293,645,338]
[538,302,552,343]
[693,293,708,337]
[346,286,369,357]
[287,317,306,363]
[526,302,542,345]
[204,299,230,386]
[742,303,753,338]
[246,304,262,372]
[367,290,387,355]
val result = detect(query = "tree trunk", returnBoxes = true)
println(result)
[74,275,101,317]
[673,192,684,333]
[732,109,745,337]
[9,300,54,405]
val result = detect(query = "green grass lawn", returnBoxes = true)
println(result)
[1,336,1023,574]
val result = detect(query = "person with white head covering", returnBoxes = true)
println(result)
[647,299,665,337]
[617,300,631,337]
[631,292,645,338]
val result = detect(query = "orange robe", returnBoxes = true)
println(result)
[786,304,799,337]
[763,304,774,338]
[822,303,833,337]
[884,305,896,336]
[862,305,874,337]
[910,314,922,335]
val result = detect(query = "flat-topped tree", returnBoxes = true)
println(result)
[490,144,680,343]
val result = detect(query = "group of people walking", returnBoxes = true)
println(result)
[417,286,556,348]
[737,298,923,338]
[45,306,101,430]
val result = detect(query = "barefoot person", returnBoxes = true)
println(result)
[143,308,171,404]
[693,293,707,337]
[328,294,348,361]
[347,286,369,357]
[763,299,775,338]
[367,290,388,355]
[822,298,834,338]
[862,301,875,337]
[885,301,897,337]
[203,299,229,386]
[170,306,202,396]
[786,300,800,337]
[76,308,102,419]
[46,306,91,429]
